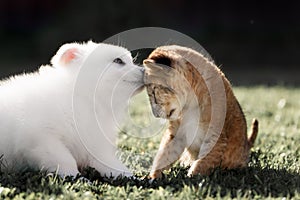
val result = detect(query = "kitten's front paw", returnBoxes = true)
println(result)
[149,170,162,179]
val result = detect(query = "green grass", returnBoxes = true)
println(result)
[1,86,300,199]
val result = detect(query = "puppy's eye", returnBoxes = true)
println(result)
[113,58,125,65]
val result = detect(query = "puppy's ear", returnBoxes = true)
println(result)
[51,43,83,67]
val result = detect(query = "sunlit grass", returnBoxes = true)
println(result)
[0,86,299,199]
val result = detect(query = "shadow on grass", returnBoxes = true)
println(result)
[0,171,64,197]
[80,166,300,198]
[82,150,300,198]
[0,151,299,198]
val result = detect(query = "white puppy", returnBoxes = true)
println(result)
[0,41,144,177]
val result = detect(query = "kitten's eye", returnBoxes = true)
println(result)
[113,58,125,65]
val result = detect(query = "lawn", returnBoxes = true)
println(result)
[0,86,299,199]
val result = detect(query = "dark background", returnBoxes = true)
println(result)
[0,0,299,85]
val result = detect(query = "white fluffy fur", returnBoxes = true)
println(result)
[0,41,144,177]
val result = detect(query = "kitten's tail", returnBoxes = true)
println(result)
[248,118,259,148]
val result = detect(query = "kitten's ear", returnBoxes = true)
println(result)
[152,56,171,67]
[51,43,83,67]
[143,59,172,74]
[143,59,157,70]
[143,55,172,71]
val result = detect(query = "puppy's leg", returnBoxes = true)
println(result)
[28,138,79,177]
[89,145,133,178]
[91,159,132,178]
[150,120,186,179]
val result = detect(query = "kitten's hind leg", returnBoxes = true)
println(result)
[187,137,226,176]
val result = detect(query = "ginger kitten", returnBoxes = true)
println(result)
[143,45,258,178]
